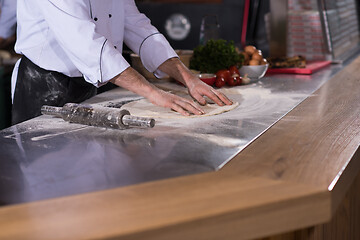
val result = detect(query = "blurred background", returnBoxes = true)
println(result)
[135,0,270,55]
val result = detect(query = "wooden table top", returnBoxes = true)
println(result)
[0,56,359,240]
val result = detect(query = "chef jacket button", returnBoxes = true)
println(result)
[109,14,112,18]
[94,17,98,21]
[114,46,117,49]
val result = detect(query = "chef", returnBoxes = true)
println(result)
[0,0,16,49]
[11,0,232,124]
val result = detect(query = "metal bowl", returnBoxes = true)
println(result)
[239,64,269,79]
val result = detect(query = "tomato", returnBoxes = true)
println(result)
[236,76,243,86]
[215,69,231,80]
[216,68,241,87]
[226,76,242,86]
[229,65,240,77]
[215,76,226,88]
[226,76,237,86]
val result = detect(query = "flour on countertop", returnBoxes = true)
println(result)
[2,81,308,142]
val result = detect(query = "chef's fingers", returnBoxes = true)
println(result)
[210,89,233,105]
[202,89,231,106]
[190,91,207,106]
[171,104,191,116]
[174,99,205,115]
[170,103,202,116]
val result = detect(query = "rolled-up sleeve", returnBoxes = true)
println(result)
[0,0,17,38]
[96,40,130,87]
[36,0,130,87]
[123,0,177,78]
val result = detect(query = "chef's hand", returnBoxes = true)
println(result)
[147,88,205,116]
[157,57,232,106]
[185,75,232,106]
[110,67,206,116]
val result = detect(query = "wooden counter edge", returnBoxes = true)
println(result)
[0,174,330,240]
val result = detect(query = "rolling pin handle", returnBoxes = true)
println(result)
[41,105,67,117]
[121,114,155,128]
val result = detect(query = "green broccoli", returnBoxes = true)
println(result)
[189,39,243,74]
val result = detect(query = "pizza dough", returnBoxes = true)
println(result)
[122,98,239,119]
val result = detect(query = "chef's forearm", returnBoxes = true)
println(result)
[110,67,158,98]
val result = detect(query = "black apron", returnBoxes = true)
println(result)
[12,56,97,125]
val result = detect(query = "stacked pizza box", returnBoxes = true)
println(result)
[287,0,328,61]
[287,10,327,61]
[287,0,360,60]
[288,0,318,11]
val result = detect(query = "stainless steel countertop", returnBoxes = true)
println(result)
[0,61,346,206]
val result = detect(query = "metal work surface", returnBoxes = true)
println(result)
[0,63,345,206]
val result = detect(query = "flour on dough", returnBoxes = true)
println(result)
[122,98,239,119]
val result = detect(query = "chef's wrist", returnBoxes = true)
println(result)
[173,61,197,87]
[158,57,190,84]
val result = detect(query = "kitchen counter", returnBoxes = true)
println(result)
[0,55,359,239]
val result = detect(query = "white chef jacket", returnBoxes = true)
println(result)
[12,0,177,98]
[0,0,17,38]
